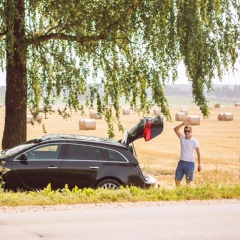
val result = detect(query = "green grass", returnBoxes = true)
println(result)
[0,183,239,207]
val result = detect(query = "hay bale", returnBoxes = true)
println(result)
[27,114,33,123]
[223,113,233,121]
[153,108,161,116]
[79,119,96,130]
[79,120,84,130]
[218,113,224,121]
[180,108,188,115]
[214,103,220,108]
[122,108,130,115]
[89,112,102,119]
[235,102,240,107]
[175,112,187,121]
[189,116,200,125]
[94,114,102,119]
[34,113,43,122]
[82,119,96,130]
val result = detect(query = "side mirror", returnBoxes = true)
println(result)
[18,154,28,161]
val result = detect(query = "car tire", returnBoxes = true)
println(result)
[97,179,121,190]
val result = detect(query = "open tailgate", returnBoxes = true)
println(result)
[121,115,164,145]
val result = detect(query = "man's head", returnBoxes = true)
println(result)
[184,126,192,138]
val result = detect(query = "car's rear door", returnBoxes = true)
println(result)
[59,143,106,189]
[11,143,62,190]
[121,115,164,145]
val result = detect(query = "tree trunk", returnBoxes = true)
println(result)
[2,0,27,149]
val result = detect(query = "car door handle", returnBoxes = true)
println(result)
[48,166,58,169]
[89,166,99,169]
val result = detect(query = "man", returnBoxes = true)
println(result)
[174,118,201,186]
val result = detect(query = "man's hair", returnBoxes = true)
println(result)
[184,125,192,132]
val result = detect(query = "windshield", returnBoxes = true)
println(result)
[0,143,34,158]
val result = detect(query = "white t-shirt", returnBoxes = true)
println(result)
[179,134,199,162]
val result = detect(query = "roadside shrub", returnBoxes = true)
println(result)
[0,161,9,189]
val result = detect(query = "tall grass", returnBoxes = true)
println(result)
[0,183,239,207]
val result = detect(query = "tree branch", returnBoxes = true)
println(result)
[24,32,107,45]
[24,0,145,46]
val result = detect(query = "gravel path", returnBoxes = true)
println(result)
[1,198,239,213]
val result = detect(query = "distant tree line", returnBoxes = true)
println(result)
[0,84,239,101]
[164,84,240,101]
[164,85,192,96]
[206,85,240,101]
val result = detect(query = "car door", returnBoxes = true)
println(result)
[11,143,62,190]
[59,143,106,189]
[120,115,164,145]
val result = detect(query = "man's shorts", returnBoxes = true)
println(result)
[175,160,195,181]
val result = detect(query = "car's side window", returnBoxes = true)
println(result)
[93,148,105,161]
[25,144,61,160]
[63,144,106,161]
[105,149,127,162]
[64,144,96,160]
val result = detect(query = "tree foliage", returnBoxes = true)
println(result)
[0,0,239,148]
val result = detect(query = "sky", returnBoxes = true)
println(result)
[0,62,239,86]
[176,62,240,85]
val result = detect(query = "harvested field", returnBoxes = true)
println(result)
[0,103,239,188]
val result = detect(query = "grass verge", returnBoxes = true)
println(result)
[0,183,239,207]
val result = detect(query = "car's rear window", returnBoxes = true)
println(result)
[105,149,128,162]
[63,144,127,162]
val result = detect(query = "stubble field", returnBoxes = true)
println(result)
[0,102,239,188]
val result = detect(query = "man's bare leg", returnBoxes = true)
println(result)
[175,179,181,187]
[186,180,192,187]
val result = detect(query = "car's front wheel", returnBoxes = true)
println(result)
[97,179,121,190]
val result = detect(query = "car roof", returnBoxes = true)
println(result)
[26,134,127,149]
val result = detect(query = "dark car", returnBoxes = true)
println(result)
[0,116,163,191]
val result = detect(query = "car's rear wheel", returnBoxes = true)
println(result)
[97,179,121,190]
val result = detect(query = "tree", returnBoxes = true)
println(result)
[0,0,239,149]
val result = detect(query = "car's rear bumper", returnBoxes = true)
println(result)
[143,174,156,188]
